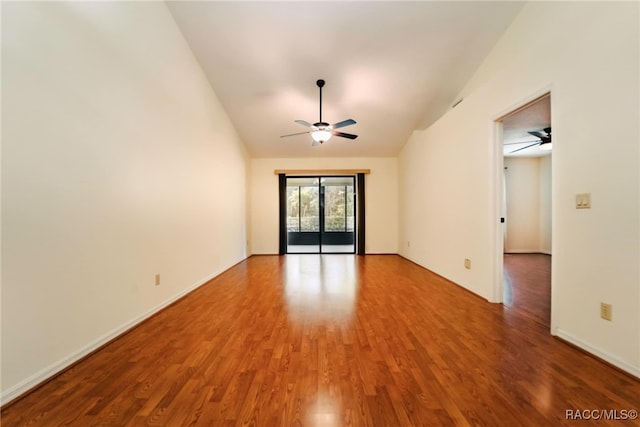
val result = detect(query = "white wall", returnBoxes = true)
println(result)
[538,155,552,253]
[505,157,540,252]
[1,2,249,402]
[399,2,639,376]
[250,157,398,255]
[504,156,551,254]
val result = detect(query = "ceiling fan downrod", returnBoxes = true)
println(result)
[317,79,325,125]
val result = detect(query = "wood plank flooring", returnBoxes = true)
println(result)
[2,255,639,426]
[503,253,551,328]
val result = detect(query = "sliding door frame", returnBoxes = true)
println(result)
[278,169,367,256]
[281,175,357,254]
[288,175,355,254]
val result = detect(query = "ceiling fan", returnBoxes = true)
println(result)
[506,127,552,153]
[280,79,358,147]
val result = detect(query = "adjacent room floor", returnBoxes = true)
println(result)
[503,253,551,328]
[2,255,638,426]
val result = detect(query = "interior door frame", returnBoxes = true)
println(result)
[491,86,555,333]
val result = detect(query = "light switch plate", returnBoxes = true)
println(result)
[576,193,591,209]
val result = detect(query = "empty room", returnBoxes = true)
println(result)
[2,1,639,426]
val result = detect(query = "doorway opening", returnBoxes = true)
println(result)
[285,176,356,254]
[495,92,553,329]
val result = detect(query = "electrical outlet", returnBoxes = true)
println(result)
[464,258,471,269]
[407,241,411,247]
[600,302,612,321]
[155,274,161,286]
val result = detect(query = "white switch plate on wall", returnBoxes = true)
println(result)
[575,193,591,209]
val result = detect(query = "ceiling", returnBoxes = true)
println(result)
[166,1,526,158]
[502,95,552,158]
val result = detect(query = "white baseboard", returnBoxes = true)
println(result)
[0,263,238,406]
[554,329,640,379]
[504,249,552,254]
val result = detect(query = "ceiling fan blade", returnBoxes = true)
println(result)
[509,142,540,154]
[527,129,551,143]
[332,131,358,140]
[332,119,356,129]
[504,140,538,146]
[295,120,312,127]
[280,131,310,138]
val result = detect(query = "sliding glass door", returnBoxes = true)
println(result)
[286,176,355,254]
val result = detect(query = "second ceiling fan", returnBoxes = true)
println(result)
[280,79,358,147]
[506,127,552,153]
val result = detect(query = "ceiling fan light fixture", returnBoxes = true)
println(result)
[540,142,553,151]
[311,129,332,143]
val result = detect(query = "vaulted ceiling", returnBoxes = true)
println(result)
[167,1,526,158]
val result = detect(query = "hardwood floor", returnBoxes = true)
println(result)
[2,255,639,426]
[503,253,551,328]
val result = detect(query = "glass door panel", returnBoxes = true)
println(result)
[320,177,355,253]
[286,177,320,253]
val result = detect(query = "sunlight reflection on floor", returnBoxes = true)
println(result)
[305,392,342,427]
[283,255,357,324]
